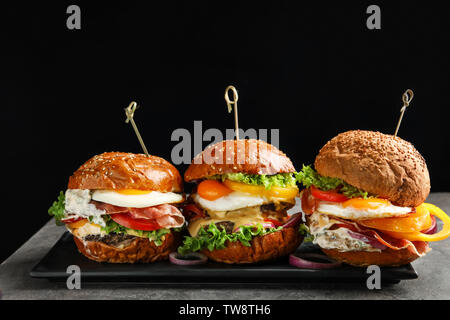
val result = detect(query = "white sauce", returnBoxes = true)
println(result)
[64,189,106,226]
[308,212,380,252]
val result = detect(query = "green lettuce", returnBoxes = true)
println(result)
[295,165,369,199]
[100,215,180,246]
[298,224,314,243]
[209,172,297,190]
[48,192,181,246]
[178,223,282,255]
[48,191,66,225]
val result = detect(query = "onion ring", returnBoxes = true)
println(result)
[281,213,303,229]
[169,252,207,265]
[422,215,437,235]
[289,253,342,269]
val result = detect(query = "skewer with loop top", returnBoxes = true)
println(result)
[124,101,150,156]
[224,85,240,140]
[394,89,414,137]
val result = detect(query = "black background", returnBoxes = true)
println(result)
[1,1,449,263]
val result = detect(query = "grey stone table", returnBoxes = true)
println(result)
[1,193,449,300]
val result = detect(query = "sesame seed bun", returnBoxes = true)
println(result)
[67,152,183,192]
[314,130,430,207]
[184,139,296,182]
[201,226,303,264]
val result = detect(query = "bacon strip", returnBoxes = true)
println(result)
[91,201,185,229]
[330,218,430,257]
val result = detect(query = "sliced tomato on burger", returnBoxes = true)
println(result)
[310,186,349,202]
[264,218,283,227]
[61,216,85,224]
[110,212,160,231]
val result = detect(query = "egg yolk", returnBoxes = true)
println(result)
[115,189,153,195]
[342,198,390,209]
[197,180,233,201]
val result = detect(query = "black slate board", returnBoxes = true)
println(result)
[30,232,418,284]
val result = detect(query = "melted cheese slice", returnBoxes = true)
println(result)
[188,206,267,237]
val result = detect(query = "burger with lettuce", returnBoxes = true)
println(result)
[297,130,450,266]
[179,139,304,264]
[48,152,185,263]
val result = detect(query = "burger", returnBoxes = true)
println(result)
[48,152,185,263]
[178,139,304,264]
[297,130,450,267]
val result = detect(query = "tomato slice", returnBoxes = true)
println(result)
[310,186,349,202]
[264,218,283,227]
[62,216,85,224]
[197,180,233,201]
[110,212,160,231]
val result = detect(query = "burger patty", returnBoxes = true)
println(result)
[213,221,235,233]
[84,233,136,248]
[261,202,293,213]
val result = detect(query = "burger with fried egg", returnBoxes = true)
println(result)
[48,152,185,263]
[178,139,304,264]
[297,130,450,266]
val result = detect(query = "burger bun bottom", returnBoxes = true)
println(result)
[201,226,303,264]
[73,231,181,263]
[321,247,426,267]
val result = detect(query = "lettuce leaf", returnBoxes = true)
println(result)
[100,215,181,246]
[295,165,369,199]
[178,223,282,255]
[298,223,314,243]
[209,172,297,190]
[48,191,66,225]
[47,193,182,246]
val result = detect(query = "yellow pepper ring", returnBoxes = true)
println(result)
[384,203,450,242]
[223,180,299,199]
[358,204,432,233]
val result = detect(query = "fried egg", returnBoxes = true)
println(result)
[317,198,412,220]
[92,190,183,208]
[193,191,267,212]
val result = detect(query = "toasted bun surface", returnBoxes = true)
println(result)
[314,130,430,207]
[185,139,295,182]
[321,247,425,267]
[73,231,181,263]
[201,226,303,264]
[68,152,183,192]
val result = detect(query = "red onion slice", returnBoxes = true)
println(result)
[422,215,437,235]
[289,253,342,269]
[347,230,387,250]
[169,252,207,265]
[281,213,303,229]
